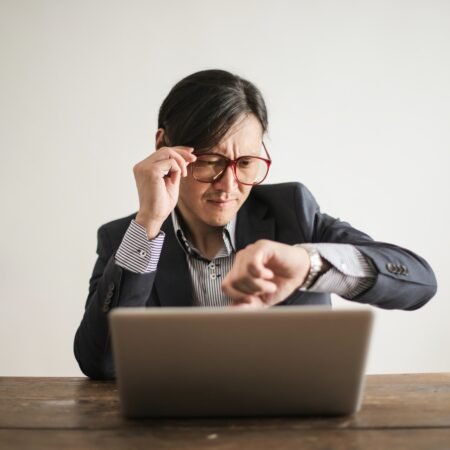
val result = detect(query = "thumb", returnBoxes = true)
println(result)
[249,250,275,279]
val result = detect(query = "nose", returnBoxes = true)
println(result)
[212,164,238,192]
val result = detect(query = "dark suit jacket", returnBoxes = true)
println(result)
[74,183,437,379]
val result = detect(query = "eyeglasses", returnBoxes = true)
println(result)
[191,143,272,186]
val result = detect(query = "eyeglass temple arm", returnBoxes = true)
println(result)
[262,142,272,161]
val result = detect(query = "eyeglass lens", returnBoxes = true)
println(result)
[192,154,269,184]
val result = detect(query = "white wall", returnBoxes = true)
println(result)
[0,0,449,376]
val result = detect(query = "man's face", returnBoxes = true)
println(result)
[177,114,264,232]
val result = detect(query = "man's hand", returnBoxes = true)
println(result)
[222,240,311,308]
[133,146,196,238]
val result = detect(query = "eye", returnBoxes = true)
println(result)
[237,157,257,168]
[194,155,227,171]
[195,155,219,163]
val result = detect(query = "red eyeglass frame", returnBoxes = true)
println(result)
[191,142,272,186]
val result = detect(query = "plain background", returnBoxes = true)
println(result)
[0,0,449,376]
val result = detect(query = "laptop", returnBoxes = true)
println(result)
[109,306,373,418]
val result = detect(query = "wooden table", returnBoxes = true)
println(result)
[0,374,449,449]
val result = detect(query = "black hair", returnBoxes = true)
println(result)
[158,69,268,151]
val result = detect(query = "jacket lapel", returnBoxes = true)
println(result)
[154,217,193,307]
[236,193,276,250]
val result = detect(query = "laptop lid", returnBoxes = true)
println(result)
[110,306,373,418]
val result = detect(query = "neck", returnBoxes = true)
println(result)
[191,227,224,260]
[176,210,225,260]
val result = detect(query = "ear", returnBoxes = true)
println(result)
[155,128,166,149]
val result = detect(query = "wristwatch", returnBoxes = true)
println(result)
[299,244,324,290]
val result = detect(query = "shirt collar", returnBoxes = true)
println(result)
[171,209,237,258]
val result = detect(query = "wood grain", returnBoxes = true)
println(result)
[0,429,449,450]
[0,374,449,449]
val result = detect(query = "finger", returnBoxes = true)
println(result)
[163,151,189,177]
[248,262,274,280]
[153,147,194,164]
[222,276,277,300]
[165,161,182,186]
[168,150,198,176]
[154,150,191,177]
[244,250,275,280]
[171,145,195,153]
[151,158,183,178]
[159,147,197,165]
[231,277,277,295]
[222,279,250,301]
[230,298,268,309]
[169,147,197,163]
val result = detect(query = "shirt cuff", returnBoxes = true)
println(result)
[297,243,377,299]
[115,220,165,273]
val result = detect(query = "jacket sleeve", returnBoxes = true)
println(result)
[74,223,158,380]
[294,183,437,310]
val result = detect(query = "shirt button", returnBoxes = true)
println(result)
[138,249,147,258]
[209,262,215,269]
[210,273,217,280]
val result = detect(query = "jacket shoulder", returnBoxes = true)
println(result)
[97,212,137,252]
[250,182,320,243]
[252,182,318,211]
[253,181,311,196]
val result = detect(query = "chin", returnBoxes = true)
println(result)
[207,218,231,228]
[205,212,235,227]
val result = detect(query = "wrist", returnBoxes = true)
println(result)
[135,213,163,240]
[295,246,311,287]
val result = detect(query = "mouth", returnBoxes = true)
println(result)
[206,198,238,208]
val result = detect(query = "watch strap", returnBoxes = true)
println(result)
[299,245,324,290]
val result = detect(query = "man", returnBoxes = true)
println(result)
[74,69,437,380]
